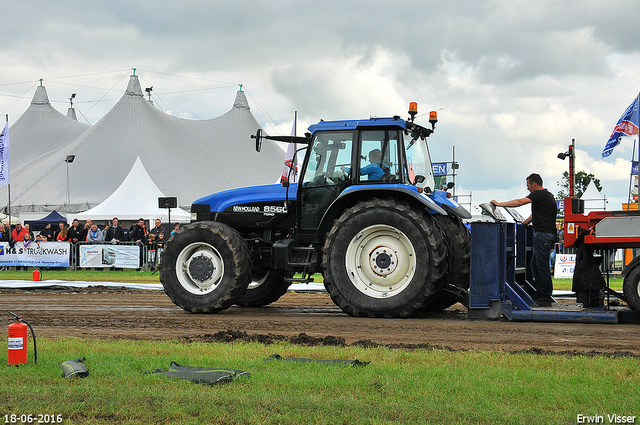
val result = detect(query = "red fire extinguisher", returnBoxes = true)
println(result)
[8,312,37,366]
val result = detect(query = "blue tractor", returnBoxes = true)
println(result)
[160,103,472,317]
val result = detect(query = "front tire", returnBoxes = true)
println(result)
[623,265,640,314]
[235,269,292,307]
[160,222,252,313]
[322,198,447,318]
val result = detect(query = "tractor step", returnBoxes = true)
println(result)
[284,276,315,284]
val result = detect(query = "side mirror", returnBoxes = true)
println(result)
[251,129,263,152]
[414,175,426,184]
[447,182,455,190]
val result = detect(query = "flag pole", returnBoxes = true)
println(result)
[5,114,10,234]
[629,92,640,211]
[627,139,635,210]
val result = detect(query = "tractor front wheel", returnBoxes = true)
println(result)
[160,222,252,313]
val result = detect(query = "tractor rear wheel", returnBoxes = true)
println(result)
[322,198,447,318]
[623,265,640,314]
[160,221,252,313]
[423,214,471,311]
[235,269,292,307]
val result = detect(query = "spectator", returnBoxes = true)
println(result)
[24,224,35,241]
[21,232,33,246]
[0,223,10,242]
[86,223,105,243]
[41,223,55,241]
[105,217,124,242]
[81,219,93,241]
[57,223,70,241]
[11,222,29,242]
[122,226,130,241]
[147,233,157,266]
[68,219,83,244]
[150,219,165,240]
[53,222,65,240]
[130,218,147,244]
[156,232,166,250]
[171,222,180,236]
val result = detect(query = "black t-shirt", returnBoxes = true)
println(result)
[527,189,557,233]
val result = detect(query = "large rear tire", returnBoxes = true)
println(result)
[322,198,447,318]
[235,269,292,307]
[160,222,252,313]
[623,265,640,315]
[423,214,471,311]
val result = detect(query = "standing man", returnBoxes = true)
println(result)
[150,219,165,240]
[491,173,557,306]
[11,222,29,242]
[41,223,55,241]
[0,223,10,242]
[68,219,83,244]
[130,218,148,244]
[105,217,124,242]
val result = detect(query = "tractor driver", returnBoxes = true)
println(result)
[360,149,390,181]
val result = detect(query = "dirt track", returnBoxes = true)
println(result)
[2,287,639,356]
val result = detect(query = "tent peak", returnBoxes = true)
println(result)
[32,86,50,105]
[233,90,250,110]
[125,75,144,97]
[66,108,78,121]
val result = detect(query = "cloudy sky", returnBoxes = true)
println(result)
[2,0,640,212]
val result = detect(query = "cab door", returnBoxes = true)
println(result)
[298,131,354,234]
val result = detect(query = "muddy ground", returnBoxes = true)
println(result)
[2,287,639,356]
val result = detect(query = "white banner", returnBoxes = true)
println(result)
[79,244,140,268]
[0,242,70,267]
[554,254,576,278]
[0,122,9,185]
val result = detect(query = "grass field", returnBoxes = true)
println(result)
[1,338,638,425]
[0,270,625,292]
[0,271,635,423]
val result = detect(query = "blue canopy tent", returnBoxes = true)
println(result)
[24,210,67,231]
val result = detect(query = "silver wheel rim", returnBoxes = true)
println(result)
[345,224,416,298]
[176,242,224,294]
[248,271,270,290]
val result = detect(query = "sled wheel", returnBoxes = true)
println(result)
[423,214,471,311]
[160,222,252,313]
[322,198,447,318]
[623,265,640,315]
[235,269,292,307]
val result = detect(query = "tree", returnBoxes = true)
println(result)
[557,170,602,199]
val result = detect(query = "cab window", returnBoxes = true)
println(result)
[358,130,400,182]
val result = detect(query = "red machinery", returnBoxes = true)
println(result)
[560,139,640,314]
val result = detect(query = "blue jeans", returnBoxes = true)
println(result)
[531,231,556,298]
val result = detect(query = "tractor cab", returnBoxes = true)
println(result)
[296,115,439,237]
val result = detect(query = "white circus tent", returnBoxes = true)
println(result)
[74,156,189,223]
[7,84,90,174]
[2,73,284,213]
[580,180,607,213]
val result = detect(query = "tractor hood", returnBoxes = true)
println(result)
[193,183,297,213]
